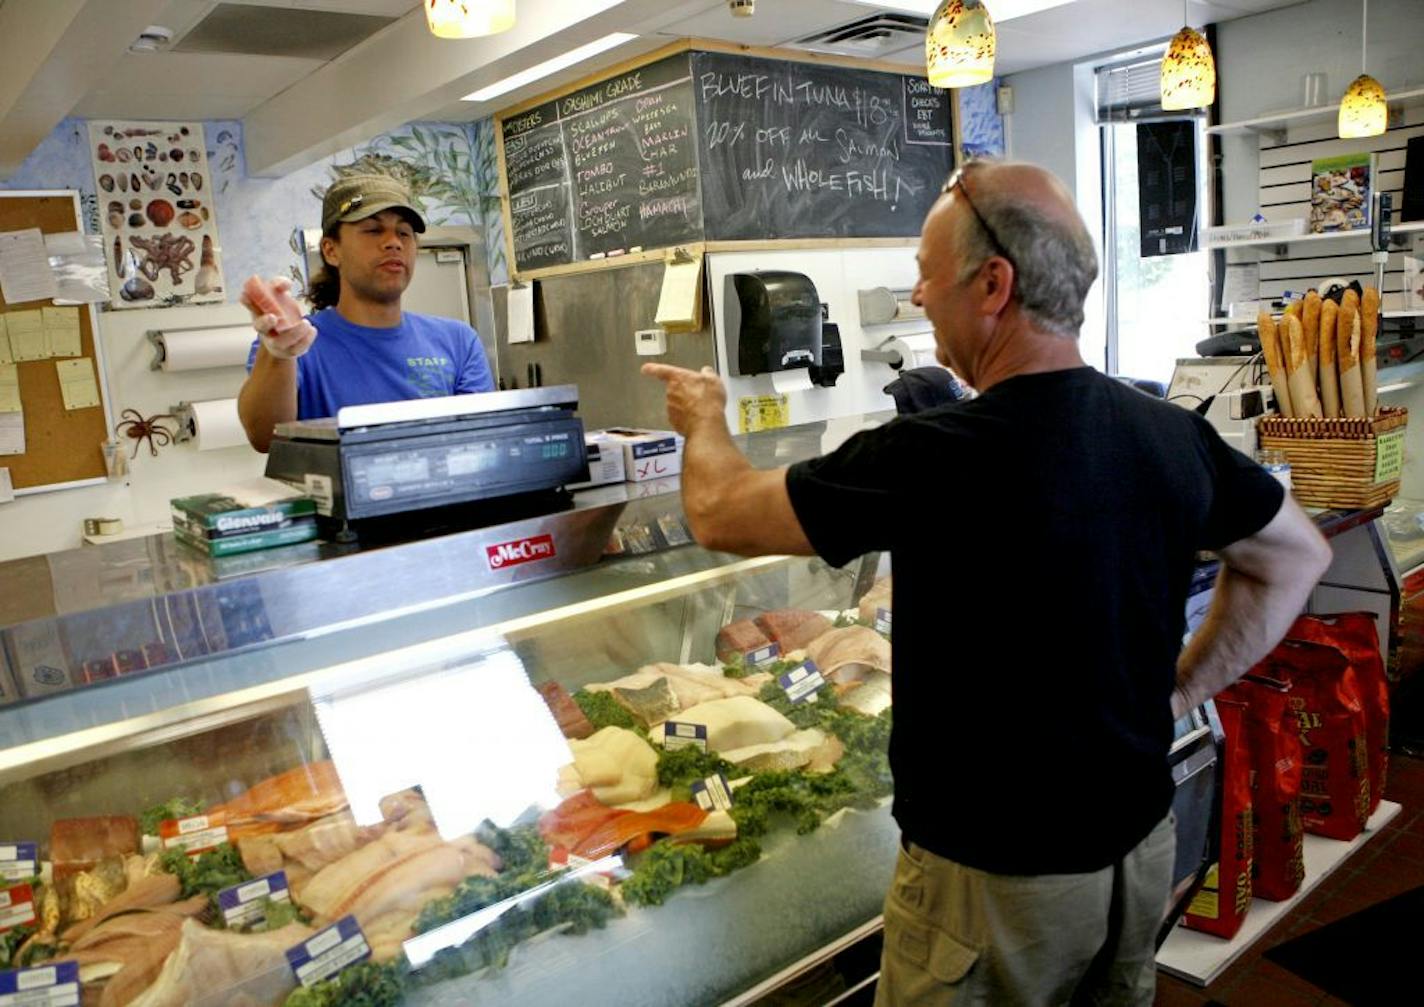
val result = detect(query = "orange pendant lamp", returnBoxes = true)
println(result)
[426,0,515,39]
[1339,0,1386,138]
[1160,14,1215,111]
[926,1,996,89]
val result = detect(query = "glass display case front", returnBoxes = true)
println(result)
[0,536,896,1007]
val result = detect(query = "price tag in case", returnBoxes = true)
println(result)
[663,721,708,752]
[690,773,734,812]
[0,961,80,1007]
[874,608,892,637]
[779,661,826,704]
[285,915,371,988]
[744,643,781,666]
[217,871,291,930]
[158,814,228,857]
[0,884,37,934]
[0,844,37,882]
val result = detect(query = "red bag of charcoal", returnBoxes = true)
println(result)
[1184,698,1254,938]
[1288,612,1390,816]
[1221,675,1304,901]
[1259,639,1369,841]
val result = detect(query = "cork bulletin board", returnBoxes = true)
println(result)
[1,191,112,492]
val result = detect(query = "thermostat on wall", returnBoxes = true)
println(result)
[635,328,667,356]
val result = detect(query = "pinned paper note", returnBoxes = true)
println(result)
[56,357,100,410]
[0,413,23,455]
[0,316,10,364]
[507,283,534,344]
[43,306,81,358]
[0,467,13,503]
[0,363,19,413]
[0,228,58,304]
[6,310,46,361]
[655,253,702,331]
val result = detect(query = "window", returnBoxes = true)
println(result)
[1096,56,1212,389]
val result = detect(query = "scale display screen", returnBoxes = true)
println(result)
[346,427,581,511]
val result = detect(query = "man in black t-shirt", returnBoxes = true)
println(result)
[643,160,1331,1006]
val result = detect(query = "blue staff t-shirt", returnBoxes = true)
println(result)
[246,307,495,419]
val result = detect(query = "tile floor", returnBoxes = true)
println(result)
[1153,752,1424,1006]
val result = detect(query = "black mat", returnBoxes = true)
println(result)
[1264,884,1424,1005]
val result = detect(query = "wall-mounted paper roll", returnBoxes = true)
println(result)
[154,326,254,371]
[189,397,248,451]
[771,369,813,394]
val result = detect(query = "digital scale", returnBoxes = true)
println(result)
[265,386,590,541]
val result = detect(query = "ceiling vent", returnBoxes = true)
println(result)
[171,3,399,61]
[789,13,928,60]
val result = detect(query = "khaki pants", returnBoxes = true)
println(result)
[875,814,1175,1007]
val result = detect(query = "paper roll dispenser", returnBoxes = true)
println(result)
[726,271,822,377]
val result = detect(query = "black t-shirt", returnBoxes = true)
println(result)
[785,367,1284,875]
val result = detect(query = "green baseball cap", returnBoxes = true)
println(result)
[321,174,427,233]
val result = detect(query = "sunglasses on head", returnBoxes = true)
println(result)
[943,166,1016,270]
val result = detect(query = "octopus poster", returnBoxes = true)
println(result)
[88,120,224,308]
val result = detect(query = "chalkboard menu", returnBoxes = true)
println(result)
[692,51,954,241]
[501,54,703,272]
[498,48,955,273]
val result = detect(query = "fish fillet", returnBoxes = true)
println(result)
[568,726,659,805]
[586,663,759,712]
[857,578,892,624]
[839,672,892,717]
[66,900,207,1007]
[806,626,892,684]
[719,728,833,772]
[653,695,795,753]
[62,873,181,944]
[209,761,348,828]
[298,827,445,920]
[127,920,312,1007]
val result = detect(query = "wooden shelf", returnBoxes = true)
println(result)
[1156,801,1402,987]
[1207,86,1424,136]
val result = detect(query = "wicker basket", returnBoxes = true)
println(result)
[1257,407,1408,510]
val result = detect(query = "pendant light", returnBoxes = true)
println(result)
[1339,0,1387,138]
[926,1,996,89]
[1160,1,1215,111]
[425,0,515,39]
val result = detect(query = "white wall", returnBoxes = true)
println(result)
[0,303,266,561]
[707,248,925,430]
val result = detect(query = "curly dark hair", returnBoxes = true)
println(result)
[306,222,342,312]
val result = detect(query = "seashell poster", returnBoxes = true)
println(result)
[88,120,224,307]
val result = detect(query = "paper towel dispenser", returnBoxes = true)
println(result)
[725,271,822,377]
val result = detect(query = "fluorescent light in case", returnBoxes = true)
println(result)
[462,32,637,102]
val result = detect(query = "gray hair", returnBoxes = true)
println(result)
[952,169,1098,338]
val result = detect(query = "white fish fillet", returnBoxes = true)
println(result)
[568,726,658,804]
[719,728,828,772]
[839,672,893,717]
[127,920,311,1007]
[653,695,795,752]
[586,662,760,712]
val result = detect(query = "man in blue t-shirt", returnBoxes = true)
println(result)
[237,173,494,452]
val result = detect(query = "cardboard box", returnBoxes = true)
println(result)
[569,432,628,490]
[171,479,318,557]
[601,428,685,482]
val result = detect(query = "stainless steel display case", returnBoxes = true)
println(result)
[0,422,897,1006]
